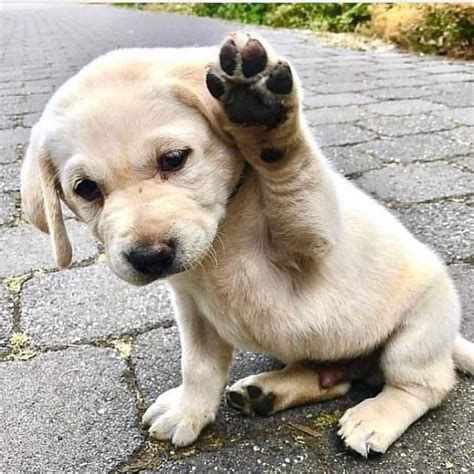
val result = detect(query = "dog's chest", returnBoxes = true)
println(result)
[187,248,331,360]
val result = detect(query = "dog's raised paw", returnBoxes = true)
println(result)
[206,32,296,128]
[226,383,276,417]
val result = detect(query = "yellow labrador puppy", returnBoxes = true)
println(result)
[21,32,473,456]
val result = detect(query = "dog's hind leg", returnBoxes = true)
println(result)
[338,272,460,456]
[226,361,350,417]
[206,32,341,258]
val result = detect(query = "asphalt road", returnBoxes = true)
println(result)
[0,4,473,473]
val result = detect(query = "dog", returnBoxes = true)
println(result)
[20,32,474,456]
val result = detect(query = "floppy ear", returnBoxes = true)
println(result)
[169,80,235,147]
[21,134,72,269]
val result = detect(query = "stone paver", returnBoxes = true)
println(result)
[0,145,22,164]
[0,4,472,473]
[347,134,471,165]
[356,162,472,204]
[322,145,383,176]
[0,163,20,192]
[21,264,174,347]
[0,286,13,354]
[396,200,473,262]
[360,114,458,137]
[365,99,446,116]
[0,192,17,225]
[0,347,143,472]
[311,123,376,147]
[450,264,474,339]
[304,92,375,108]
[433,107,474,127]
[0,221,98,278]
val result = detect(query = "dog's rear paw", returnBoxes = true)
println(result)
[206,32,297,128]
[226,382,276,417]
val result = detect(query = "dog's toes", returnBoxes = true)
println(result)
[241,38,267,78]
[226,384,276,417]
[266,61,293,95]
[219,38,238,76]
[206,69,226,99]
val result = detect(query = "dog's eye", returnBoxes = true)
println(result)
[159,148,191,172]
[74,179,102,202]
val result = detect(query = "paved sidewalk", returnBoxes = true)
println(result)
[0,4,473,473]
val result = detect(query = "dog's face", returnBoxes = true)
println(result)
[21,54,243,285]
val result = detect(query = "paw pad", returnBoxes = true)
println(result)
[207,32,295,128]
[226,384,276,417]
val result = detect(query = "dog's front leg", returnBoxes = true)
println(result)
[143,292,233,446]
[207,32,341,257]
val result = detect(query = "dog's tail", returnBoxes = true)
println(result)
[453,335,474,375]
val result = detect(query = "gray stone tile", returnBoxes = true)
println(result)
[0,114,17,130]
[449,264,474,340]
[348,134,471,165]
[432,107,474,127]
[304,93,375,109]
[132,326,181,407]
[364,86,433,101]
[305,105,368,126]
[22,111,42,128]
[0,145,22,164]
[322,146,383,176]
[365,99,446,116]
[310,80,377,95]
[419,63,471,75]
[437,126,473,148]
[21,264,174,347]
[360,114,457,137]
[0,221,98,278]
[0,163,20,192]
[0,127,30,147]
[456,156,474,172]
[311,124,376,147]
[0,347,143,472]
[0,193,16,225]
[356,163,473,204]
[425,82,474,108]
[425,72,474,83]
[396,201,473,261]
[0,286,13,354]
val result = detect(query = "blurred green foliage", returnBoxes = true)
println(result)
[138,3,473,58]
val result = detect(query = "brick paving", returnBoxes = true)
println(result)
[0,4,472,473]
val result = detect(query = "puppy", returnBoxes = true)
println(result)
[21,32,474,456]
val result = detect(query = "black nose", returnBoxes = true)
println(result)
[125,240,176,278]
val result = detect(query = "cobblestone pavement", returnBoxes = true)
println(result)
[0,4,473,473]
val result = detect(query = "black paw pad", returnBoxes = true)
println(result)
[227,391,245,409]
[246,385,262,400]
[206,71,225,99]
[225,86,286,127]
[242,39,267,78]
[261,148,284,163]
[266,62,293,95]
[253,393,275,417]
[220,39,238,76]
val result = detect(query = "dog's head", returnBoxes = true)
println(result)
[21,49,243,285]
